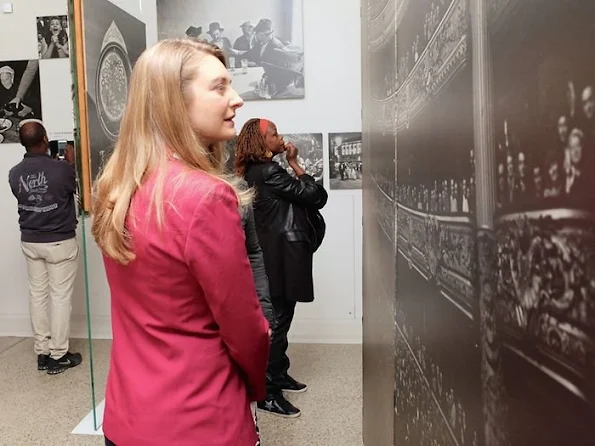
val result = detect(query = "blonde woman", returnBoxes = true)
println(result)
[92,39,270,446]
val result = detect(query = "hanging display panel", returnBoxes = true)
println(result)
[71,0,146,211]
[157,0,305,101]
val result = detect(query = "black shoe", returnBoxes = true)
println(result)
[281,374,308,393]
[37,354,50,371]
[257,393,301,418]
[47,352,83,375]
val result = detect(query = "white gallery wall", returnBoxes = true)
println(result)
[0,0,362,344]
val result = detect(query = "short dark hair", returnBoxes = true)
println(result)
[19,121,47,150]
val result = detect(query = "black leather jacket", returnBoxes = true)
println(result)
[244,161,328,302]
[245,161,328,241]
[241,195,277,330]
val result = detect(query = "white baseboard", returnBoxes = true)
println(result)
[0,314,362,344]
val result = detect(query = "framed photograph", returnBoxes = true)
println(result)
[275,133,323,183]
[71,0,146,210]
[329,132,363,189]
[157,0,305,101]
[37,15,70,60]
[0,60,42,144]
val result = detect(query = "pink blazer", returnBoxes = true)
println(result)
[102,160,270,446]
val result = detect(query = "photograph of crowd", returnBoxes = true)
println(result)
[157,0,305,100]
[363,0,595,444]
[329,132,363,190]
[396,0,452,90]
[37,15,70,59]
[495,81,595,211]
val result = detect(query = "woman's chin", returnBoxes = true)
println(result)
[221,128,237,141]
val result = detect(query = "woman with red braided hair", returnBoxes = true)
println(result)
[235,118,328,418]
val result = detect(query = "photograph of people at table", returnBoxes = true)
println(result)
[157,0,305,100]
[0,59,42,144]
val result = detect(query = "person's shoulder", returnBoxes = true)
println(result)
[8,159,26,178]
[167,162,238,212]
[261,161,285,176]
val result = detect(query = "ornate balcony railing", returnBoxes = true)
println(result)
[368,0,397,51]
[495,208,595,402]
[397,202,477,319]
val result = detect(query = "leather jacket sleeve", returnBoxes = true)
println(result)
[262,162,328,210]
[242,205,278,330]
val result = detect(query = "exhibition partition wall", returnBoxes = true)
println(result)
[362,0,595,445]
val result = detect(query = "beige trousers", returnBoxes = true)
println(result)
[21,238,79,360]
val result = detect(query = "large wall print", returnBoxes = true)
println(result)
[329,132,363,190]
[0,60,42,144]
[361,0,595,445]
[156,0,305,101]
[82,0,146,182]
[37,15,70,60]
[362,1,397,445]
[394,0,481,444]
[489,0,595,444]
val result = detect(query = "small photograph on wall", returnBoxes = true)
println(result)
[0,60,42,144]
[157,0,305,101]
[82,0,146,181]
[275,133,324,183]
[329,132,362,190]
[37,16,70,59]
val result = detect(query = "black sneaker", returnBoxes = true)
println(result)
[281,374,308,393]
[47,352,83,375]
[37,354,50,371]
[257,393,301,418]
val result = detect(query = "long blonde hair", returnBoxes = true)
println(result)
[92,38,250,265]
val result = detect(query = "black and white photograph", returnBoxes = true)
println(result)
[489,0,595,444]
[0,59,42,144]
[37,15,70,59]
[156,0,305,101]
[361,0,595,445]
[82,0,146,181]
[329,132,363,190]
[394,1,481,444]
[361,2,398,444]
[275,133,323,183]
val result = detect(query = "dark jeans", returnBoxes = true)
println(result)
[266,298,296,395]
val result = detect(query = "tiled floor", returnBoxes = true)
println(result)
[0,338,362,446]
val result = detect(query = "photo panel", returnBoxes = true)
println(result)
[81,0,146,183]
[275,133,323,183]
[157,0,305,101]
[37,15,70,60]
[329,132,363,190]
[0,59,42,144]
[394,0,482,444]
[489,0,595,444]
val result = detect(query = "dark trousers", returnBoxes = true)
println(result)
[266,298,296,395]
[105,438,115,446]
